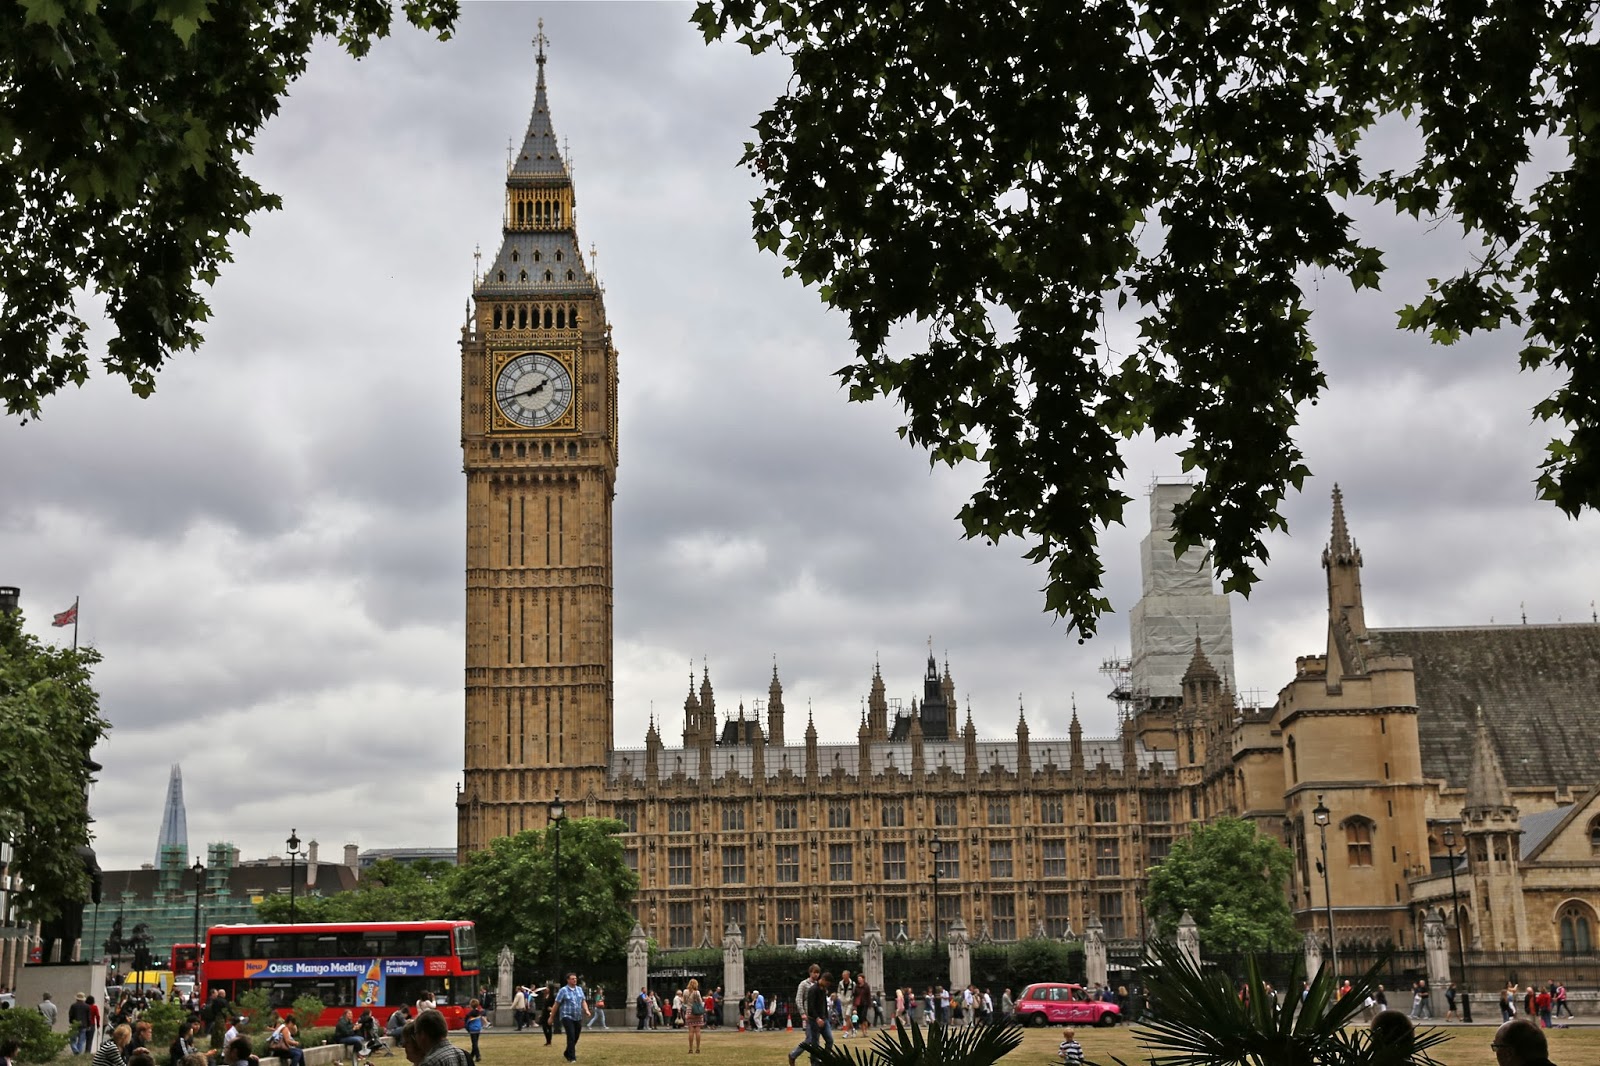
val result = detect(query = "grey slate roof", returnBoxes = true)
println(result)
[476,231,593,296]
[1366,623,1600,790]
[1519,805,1572,858]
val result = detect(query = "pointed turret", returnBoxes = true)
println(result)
[1322,484,1368,679]
[910,710,925,779]
[752,702,767,784]
[475,25,596,306]
[868,660,889,740]
[942,657,958,738]
[699,664,716,721]
[1462,704,1529,949]
[768,661,786,747]
[804,705,819,784]
[1016,702,1032,779]
[858,705,872,781]
[963,704,979,781]
[1069,699,1085,775]
[645,714,662,785]
[920,645,950,740]
[1463,708,1514,817]
[1181,632,1222,718]
[682,665,702,748]
[511,25,567,180]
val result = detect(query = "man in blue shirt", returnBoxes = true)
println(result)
[553,973,591,1062]
[752,990,766,1031]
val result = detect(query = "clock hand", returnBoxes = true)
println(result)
[509,379,550,401]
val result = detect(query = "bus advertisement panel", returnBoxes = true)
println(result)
[200,921,480,1029]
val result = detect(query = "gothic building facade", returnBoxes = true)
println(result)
[456,42,1600,958]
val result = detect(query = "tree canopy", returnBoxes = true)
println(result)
[255,859,458,924]
[0,0,458,421]
[693,0,1600,637]
[259,822,639,980]
[0,608,109,921]
[1145,817,1298,954]
[453,820,638,977]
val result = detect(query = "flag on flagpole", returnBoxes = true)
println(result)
[52,603,78,627]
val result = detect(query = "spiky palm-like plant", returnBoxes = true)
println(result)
[808,1018,1024,1066]
[1091,940,1451,1066]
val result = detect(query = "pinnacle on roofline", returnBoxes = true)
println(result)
[1325,483,1359,564]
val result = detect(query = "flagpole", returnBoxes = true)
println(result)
[72,595,79,652]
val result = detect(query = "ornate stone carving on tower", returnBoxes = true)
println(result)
[458,23,620,855]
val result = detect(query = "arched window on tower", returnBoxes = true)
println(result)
[545,270,554,283]
[1559,902,1595,956]
[519,270,528,283]
[534,249,542,262]
[544,307,553,329]
[1287,735,1298,783]
[555,249,563,262]
[556,308,565,329]
[1344,817,1374,867]
[492,307,502,329]
[511,249,520,263]
[1588,815,1600,856]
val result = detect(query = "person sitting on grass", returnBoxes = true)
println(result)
[1058,1028,1084,1065]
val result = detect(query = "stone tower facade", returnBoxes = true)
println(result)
[457,32,620,855]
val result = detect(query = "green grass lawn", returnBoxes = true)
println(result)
[469,1020,1599,1066]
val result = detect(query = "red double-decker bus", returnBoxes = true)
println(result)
[172,943,203,976]
[200,921,480,1029]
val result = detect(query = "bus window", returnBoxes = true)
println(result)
[453,926,479,970]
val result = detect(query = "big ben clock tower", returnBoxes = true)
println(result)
[457,26,618,856]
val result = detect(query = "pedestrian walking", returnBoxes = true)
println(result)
[462,1001,484,1062]
[552,974,590,1063]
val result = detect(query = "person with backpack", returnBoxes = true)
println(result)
[684,979,705,1055]
[462,1000,484,1062]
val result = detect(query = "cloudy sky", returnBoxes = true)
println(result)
[4,3,1594,872]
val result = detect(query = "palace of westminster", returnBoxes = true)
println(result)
[456,38,1600,960]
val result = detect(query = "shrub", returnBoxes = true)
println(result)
[140,997,190,1047]
[237,989,276,1030]
[291,996,325,1035]
[0,1006,71,1063]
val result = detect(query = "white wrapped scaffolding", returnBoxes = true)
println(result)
[1128,482,1236,700]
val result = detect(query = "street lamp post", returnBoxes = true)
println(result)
[549,793,567,977]
[1313,795,1338,983]
[191,858,206,952]
[286,829,302,924]
[928,836,943,958]
[1443,827,1473,1022]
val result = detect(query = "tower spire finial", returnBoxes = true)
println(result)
[534,17,548,66]
[1328,482,1355,559]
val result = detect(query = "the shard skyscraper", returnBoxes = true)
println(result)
[156,763,188,867]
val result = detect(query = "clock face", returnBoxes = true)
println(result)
[495,352,573,429]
